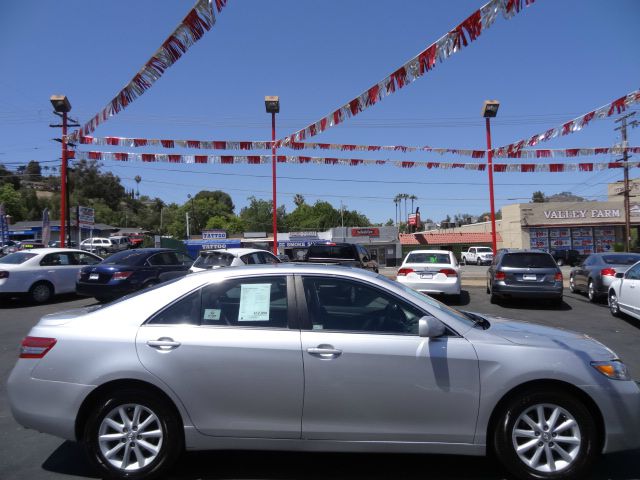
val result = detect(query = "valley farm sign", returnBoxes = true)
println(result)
[543,209,620,220]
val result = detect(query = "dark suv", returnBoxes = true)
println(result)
[487,249,563,305]
[550,249,581,267]
[304,242,379,272]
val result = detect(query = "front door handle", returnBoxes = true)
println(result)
[147,337,181,351]
[307,345,342,359]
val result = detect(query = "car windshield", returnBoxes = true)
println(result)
[477,247,492,253]
[602,254,640,265]
[501,253,556,268]
[375,274,478,329]
[406,252,451,264]
[102,250,149,265]
[193,252,235,268]
[0,252,37,264]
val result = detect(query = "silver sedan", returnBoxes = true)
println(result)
[8,264,640,480]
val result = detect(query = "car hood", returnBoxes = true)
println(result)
[478,314,617,359]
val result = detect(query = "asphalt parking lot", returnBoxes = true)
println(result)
[0,283,639,480]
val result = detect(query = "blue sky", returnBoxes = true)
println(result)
[1,0,639,225]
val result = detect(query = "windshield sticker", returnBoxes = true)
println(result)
[238,283,271,321]
[312,324,324,330]
[203,309,221,321]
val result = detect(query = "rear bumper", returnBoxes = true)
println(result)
[8,360,93,441]
[397,276,461,295]
[492,282,563,299]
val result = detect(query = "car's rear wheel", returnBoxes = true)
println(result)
[462,257,467,266]
[83,388,182,480]
[493,388,598,480]
[29,282,53,304]
[568,276,577,293]
[477,258,482,266]
[609,291,621,317]
[587,280,597,303]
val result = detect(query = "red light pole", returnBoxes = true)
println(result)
[482,100,500,254]
[265,96,280,255]
[50,95,72,248]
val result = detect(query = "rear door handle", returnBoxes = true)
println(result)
[307,345,342,359]
[147,337,181,350]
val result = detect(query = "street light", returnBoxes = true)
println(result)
[265,95,279,255]
[50,94,71,247]
[482,100,500,254]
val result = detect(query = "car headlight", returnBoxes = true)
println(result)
[591,360,630,380]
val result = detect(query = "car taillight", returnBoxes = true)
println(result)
[601,268,616,277]
[0,270,9,279]
[555,272,563,282]
[20,337,57,359]
[397,268,414,276]
[495,271,506,280]
[439,268,458,277]
[112,271,133,281]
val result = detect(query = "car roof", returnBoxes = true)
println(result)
[18,248,91,255]
[199,248,269,257]
[406,249,452,255]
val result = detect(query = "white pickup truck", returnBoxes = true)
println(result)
[461,246,493,265]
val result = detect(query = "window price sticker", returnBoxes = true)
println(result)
[203,309,221,321]
[238,283,271,321]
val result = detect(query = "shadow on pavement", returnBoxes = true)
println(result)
[41,441,98,478]
[0,293,83,309]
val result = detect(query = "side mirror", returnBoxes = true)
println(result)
[362,256,370,263]
[615,272,624,279]
[419,316,446,338]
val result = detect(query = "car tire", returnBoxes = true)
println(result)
[83,388,183,480]
[556,258,564,267]
[462,257,467,266]
[490,292,499,304]
[587,280,597,303]
[493,388,598,480]
[609,291,621,317]
[29,281,53,304]
[477,258,482,266]
[568,276,577,293]
[95,296,112,303]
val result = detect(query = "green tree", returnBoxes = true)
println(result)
[0,184,27,221]
[240,196,287,232]
[531,191,546,203]
[25,160,42,180]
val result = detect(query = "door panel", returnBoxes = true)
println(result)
[301,332,479,442]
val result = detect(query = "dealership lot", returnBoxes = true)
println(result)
[0,285,638,480]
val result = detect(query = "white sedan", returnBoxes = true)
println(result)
[608,260,640,321]
[396,249,461,300]
[0,248,102,303]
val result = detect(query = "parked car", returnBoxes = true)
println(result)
[47,240,78,248]
[304,242,378,272]
[550,248,582,267]
[8,264,640,480]
[487,249,563,305]
[128,234,146,248]
[0,240,18,257]
[608,260,640,321]
[461,246,493,265]
[396,249,461,300]
[569,252,640,302]
[16,240,46,250]
[109,235,134,251]
[189,248,280,273]
[76,248,194,302]
[0,248,102,303]
[80,237,117,256]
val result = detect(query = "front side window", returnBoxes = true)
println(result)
[40,252,73,266]
[302,276,423,335]
[240,252,262,265]
[200,276,289,328]
[625,264,640,280]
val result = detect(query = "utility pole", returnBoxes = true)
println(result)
[614,112,637,252]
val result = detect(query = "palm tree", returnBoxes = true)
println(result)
[293,194,305,207]
[409,195,417,213]
[134,175,142,198]
[393,194,402,226]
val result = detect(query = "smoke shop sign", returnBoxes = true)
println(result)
[543,209,620,220]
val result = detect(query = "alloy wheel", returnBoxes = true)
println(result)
[609,292,620,316]
[587,281,596,302]
[98,403,163,472]
[511,403,581,474]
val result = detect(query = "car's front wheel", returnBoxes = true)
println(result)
[609,291,621,317]
[587,280,597,303]
[568,275,577,293]
[83,388,183,480]
[493,388,598,480]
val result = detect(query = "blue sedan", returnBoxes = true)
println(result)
[76,248,193,302]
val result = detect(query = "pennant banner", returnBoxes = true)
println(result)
[77,136,640,159]
[496,88,640,153]
[73,150,640,172]
[68,0,228,141]
[279,0,535,145]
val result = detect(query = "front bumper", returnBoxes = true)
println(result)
[584,380,640,453]
[7,360,94,441]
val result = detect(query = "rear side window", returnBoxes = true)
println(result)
[501,253,556,268]
[194,252,235,268]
